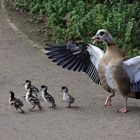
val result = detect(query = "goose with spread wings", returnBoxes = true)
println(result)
[44,29,140,113]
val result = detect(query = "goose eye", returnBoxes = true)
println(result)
[99,31,105,36]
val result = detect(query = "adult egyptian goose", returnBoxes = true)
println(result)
[45,29,140,113]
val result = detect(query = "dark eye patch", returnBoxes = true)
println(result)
[99,31,105,36]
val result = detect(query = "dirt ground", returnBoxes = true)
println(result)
[1,1,140,140]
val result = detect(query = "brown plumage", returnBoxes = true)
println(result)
[92,29,140,113]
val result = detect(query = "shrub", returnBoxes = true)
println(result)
[14,0,140,57]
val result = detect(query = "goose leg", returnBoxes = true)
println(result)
[29,105,35,110]
[38,104,42,110]
[19,107,24,113]
[66,103,71,108]
[104,90,115,107]
[117,97,128,113]
[52,103,56,108]
[68,103,71,108]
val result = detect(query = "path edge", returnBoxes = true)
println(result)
[1,0,46,53]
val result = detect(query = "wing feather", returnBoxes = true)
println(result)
[123,56,140,83]
[45,43,103,84]
[123,56,140,92]
[73,58,82,71]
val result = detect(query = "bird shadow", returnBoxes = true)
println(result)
[66,106,79,109]
[128,106,140,114]
[48,105,82,111]
[20,108,45,115]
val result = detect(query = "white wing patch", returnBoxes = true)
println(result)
[123,56,140,83]
[87,44,104,70]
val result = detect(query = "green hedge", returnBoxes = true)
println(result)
[14,0,140,56]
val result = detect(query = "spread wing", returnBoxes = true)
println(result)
[123,56,140,92]
[44,42,104,84]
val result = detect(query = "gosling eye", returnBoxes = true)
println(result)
[99,31,105,36]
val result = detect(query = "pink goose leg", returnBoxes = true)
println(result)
[104,90,115,107]
[117,97,128,113]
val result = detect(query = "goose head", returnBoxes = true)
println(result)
[25,80,31,86]
[92,29,114,45]
[40,85,48,92]
[61,86,68,93]
[9,91,15,99]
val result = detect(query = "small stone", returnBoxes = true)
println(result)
[32,44,38,48]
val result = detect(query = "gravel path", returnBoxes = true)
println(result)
[0,2,140,140]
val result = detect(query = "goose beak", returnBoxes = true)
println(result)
[91,35,100,44]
